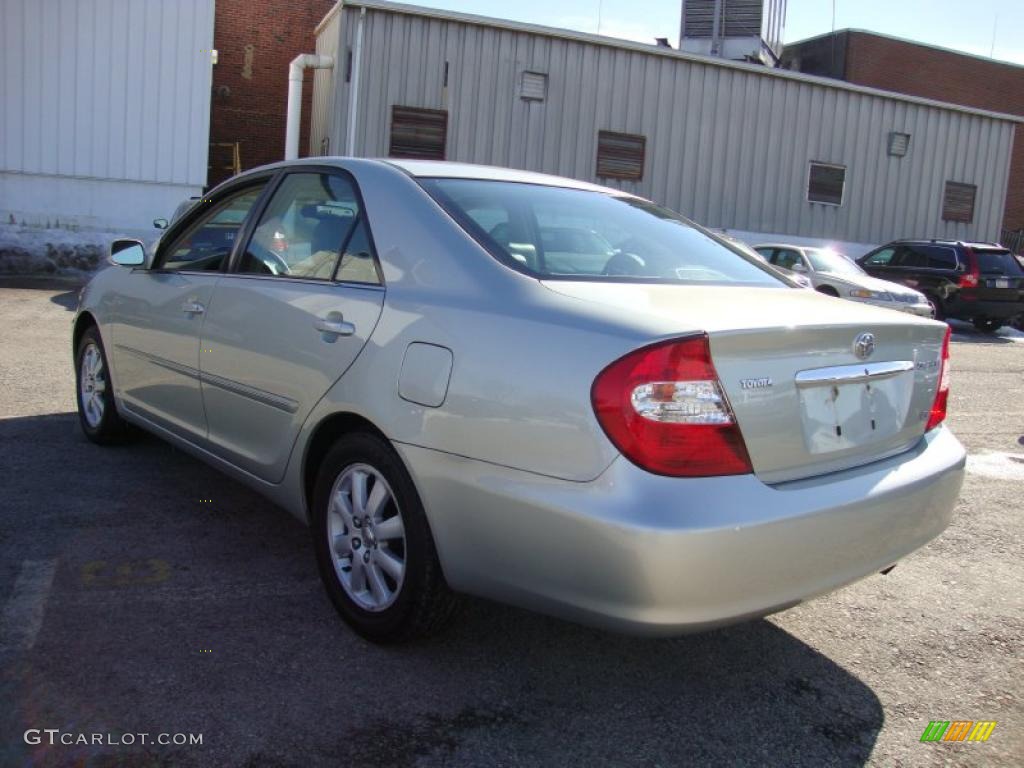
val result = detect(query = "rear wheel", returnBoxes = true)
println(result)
[972,318,1002,334]
[75,326,130,444]
[310,432,460,642]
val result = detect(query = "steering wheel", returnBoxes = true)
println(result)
[246,241,290,275]
[602,251,648,276]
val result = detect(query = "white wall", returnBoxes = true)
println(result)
[0,0,215,231]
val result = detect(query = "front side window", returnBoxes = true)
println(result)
[863,247,895,266]
[156,185,266,272]
[239,172,378,283]
[421,179,784,286]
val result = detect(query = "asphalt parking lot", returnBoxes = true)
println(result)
[0,276,1021,767]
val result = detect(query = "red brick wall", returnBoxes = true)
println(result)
[842,32,1024,232]
[208,0,336,187]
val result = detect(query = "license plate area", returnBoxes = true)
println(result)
[796,362,914,454]
[994,278,1009,288]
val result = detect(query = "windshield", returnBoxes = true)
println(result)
[421,179,784,286]
[805,248,864,276]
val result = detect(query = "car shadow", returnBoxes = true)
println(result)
[0,275,85,312]
[947,319,1023,345]
[2,413,884,768]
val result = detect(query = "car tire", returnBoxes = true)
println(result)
[75,325,131,444]
[311,431,460,643]
[816,285,839,297]
[972,318,1002,334]
[924,294,945,321]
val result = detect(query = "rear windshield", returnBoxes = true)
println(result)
[421,179,784,286]
[974,249,1024,276]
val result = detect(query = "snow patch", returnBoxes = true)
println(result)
[965,452,1024,482]
[0,222,148,276]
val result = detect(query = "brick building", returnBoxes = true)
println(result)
[783,30,1024,235]
[208,0,335,186]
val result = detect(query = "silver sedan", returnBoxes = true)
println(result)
[755,243,934,317]
[73,159,965,641]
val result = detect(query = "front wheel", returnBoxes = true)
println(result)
[924,294,945,321]
[311,432,460,642]
[973,318,1002,334]
[75,326,130,444]
[815,285,839,297]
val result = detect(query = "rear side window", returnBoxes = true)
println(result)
[974,249,1024,276]
[421,179,784,286]
[918,245,958,270]
[771,249,805,271]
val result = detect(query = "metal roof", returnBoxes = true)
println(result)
[317,0,1023,125]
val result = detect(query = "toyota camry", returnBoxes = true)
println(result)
[73,159,965,642]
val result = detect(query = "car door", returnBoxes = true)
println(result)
[198,168,385,483]
[110,182,269,442]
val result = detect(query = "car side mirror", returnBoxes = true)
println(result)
[110,239,146,267]
[153,218,169,230]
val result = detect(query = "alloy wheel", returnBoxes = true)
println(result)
[327,463,407,611]
[79,342,107,428]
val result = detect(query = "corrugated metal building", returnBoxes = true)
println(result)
[0,0,215,232]
[311,0,1020,250]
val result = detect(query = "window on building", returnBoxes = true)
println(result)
[807,162,846,206]
[520,71,548,101]
[942,181,976,223]
[596,130,646,181]
[388,106,448,160]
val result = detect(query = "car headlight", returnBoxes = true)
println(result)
[848,288,892,300]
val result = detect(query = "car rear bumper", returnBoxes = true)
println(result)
[946,297,1024,320]
[399,425,965,636]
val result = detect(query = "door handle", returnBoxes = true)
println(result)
[315,316,356,340]
[182,300,205,315]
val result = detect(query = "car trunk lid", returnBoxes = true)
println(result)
[542,281,947,483]
[966,247,1024,303]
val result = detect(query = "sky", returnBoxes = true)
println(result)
[409,0,1024,66]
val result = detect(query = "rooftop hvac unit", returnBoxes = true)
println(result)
[679,0,787,65]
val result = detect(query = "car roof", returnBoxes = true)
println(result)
[224,157,634,198]
[886,239,1004,249]
[752,243,812,251]
[380,159,619,194]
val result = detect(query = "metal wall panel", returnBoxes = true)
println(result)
[311,5,341,156]
[1,0,214,187]
[320,2,1017,243]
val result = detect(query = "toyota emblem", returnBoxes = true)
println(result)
[854,332,875,360]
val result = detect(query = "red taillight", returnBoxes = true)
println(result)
[958,248,980,288]
[591,334,753,477]
[925,325,951,431]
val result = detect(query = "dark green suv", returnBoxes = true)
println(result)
[858,240,1024,332]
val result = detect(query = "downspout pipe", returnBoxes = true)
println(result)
[285,53,334,161]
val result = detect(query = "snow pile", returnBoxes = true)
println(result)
[0,222,140,275]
